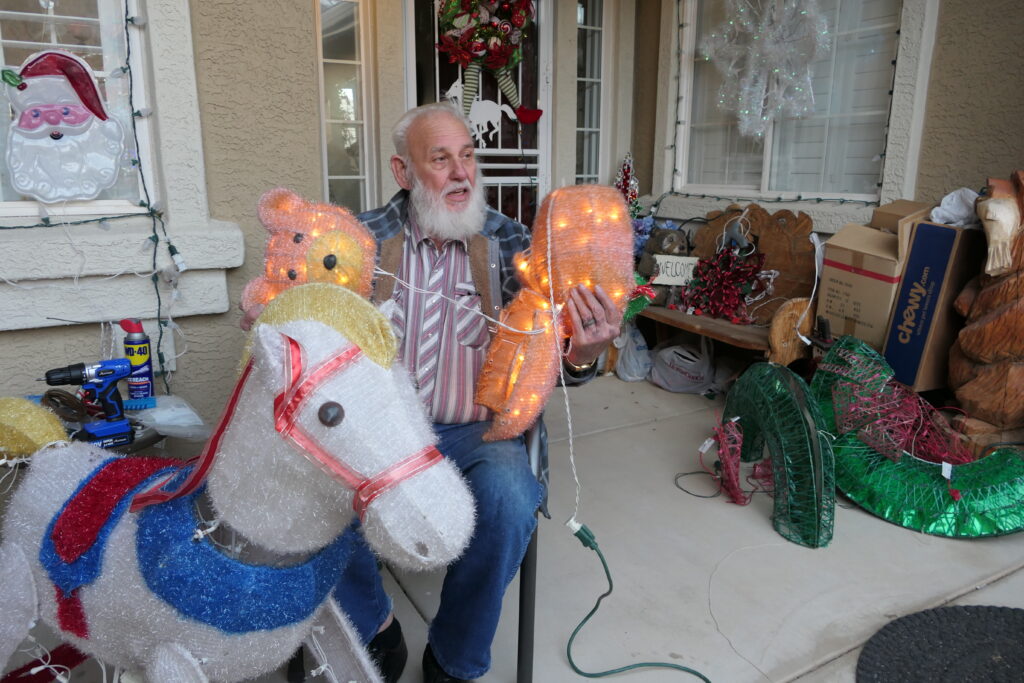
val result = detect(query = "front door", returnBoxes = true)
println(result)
[411,0,551,228]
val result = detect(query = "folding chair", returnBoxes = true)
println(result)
[517,418,545,683]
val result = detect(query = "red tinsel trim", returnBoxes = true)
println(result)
[632,284,656,301]
[0,644,87,683]
[52,456,180,563]
[55,586,88,639]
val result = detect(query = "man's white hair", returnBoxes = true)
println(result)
[392,101,473,159]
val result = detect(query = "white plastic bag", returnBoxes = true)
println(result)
[648,336,715,394]
[613,322,652,382]
[132,394,211,441]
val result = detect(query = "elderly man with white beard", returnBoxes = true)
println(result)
[4,50,124,203]
[238,101,619,681]
[331,101,621,683]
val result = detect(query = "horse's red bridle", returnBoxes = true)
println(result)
[131,333,442,520]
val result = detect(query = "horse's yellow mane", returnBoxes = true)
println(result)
[242,283,397,369]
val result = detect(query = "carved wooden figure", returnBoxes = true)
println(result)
[949,171,1024,432]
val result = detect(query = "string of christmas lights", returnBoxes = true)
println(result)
[1,1,176,392]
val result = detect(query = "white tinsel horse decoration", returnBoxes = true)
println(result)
[0,283,476,682]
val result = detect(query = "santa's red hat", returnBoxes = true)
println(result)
[9,50,108,121]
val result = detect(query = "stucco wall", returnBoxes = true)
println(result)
[182,1,323,424]
[914,0,1024,203]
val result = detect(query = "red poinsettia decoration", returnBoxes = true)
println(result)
[437,33,475,68]
[676,248,767,324]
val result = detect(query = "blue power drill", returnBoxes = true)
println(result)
[43,359,135,448]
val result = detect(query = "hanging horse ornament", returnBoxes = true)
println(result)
[0,228,476,680]
[475,185,636,441]
[436,0,543,125]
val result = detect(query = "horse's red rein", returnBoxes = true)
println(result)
[131,333,442,519]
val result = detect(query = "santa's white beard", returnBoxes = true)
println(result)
[7,117,124,203]
[409,168,487,242]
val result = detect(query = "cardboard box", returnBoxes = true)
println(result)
[818,202,931,350]
[882,221,985,391]
[871,200,933,233]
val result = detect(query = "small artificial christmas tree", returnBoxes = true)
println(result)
[614,152,643,219]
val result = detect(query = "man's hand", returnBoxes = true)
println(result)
[564,284,622,367]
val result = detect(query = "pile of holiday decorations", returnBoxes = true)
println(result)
[707,336,1024,543]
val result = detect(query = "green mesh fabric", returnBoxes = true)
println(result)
[812,337,1024,538]
[723,363,835,548]
[810,335,892,435]
[832,435,1024,536]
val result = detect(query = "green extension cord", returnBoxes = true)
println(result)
[566,521,712,682]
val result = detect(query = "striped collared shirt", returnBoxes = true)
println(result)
[391,217,490,424]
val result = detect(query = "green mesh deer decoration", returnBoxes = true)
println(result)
[722,363,835,548]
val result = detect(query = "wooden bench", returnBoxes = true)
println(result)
[637,203,819,368]
[639,297,814,367]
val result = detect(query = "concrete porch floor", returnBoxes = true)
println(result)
[373,374,1024,682]
[6,374,1023,682]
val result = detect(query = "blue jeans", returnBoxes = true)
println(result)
[333,420,543,680]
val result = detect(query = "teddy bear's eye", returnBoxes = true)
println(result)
[287,269,298,280]
[293,233,304,244]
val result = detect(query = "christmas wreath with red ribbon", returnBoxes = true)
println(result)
[436,0,542,124]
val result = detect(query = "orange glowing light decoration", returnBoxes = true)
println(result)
[475,185,635,441]
[241,188,377,318]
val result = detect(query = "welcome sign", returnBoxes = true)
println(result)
[651,255,699,286]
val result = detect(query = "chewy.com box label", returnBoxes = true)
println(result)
[882,223,956,386]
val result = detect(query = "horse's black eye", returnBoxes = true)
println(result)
[318,401,344,427]
[323,254,337,270]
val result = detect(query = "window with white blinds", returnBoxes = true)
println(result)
[319,0,374,213]
[685,0,901,198]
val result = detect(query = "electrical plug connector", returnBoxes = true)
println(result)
[566,518,599,550]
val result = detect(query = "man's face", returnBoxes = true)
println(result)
[397,113,477,212]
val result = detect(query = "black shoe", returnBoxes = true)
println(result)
[366,617,408,683]
[422,644,472,683]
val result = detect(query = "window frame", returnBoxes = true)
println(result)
[672,0,928,205]
[316,0,377,214]
[574,0,619,186]
[0,0,157,218]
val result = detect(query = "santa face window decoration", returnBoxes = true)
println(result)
[2,50,125,204]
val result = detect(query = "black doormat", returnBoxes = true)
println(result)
[857,605,1024,682]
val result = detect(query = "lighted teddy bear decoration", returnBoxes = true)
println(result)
[241,187,377,318]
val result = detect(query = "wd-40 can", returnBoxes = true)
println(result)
[119,318,154,399]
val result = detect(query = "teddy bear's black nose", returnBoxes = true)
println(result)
[323,254,337,270]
